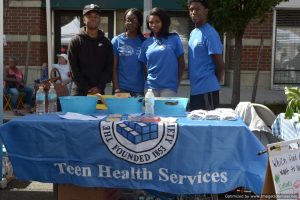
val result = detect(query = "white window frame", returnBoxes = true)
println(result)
[272,1,300,89]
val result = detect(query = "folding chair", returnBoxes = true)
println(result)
[252,103,282,145]
[3,94,13,111]
[235,102,281,146]
[252,103,276,127]
[16,92,26,109]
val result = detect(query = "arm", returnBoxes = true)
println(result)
[174,34,185,83]
[4,68,15,82]
[68,38,89,92]
[143,64,148,80]
[177,55,185,83]
[211,54,225,84]
[96,40,113,92]
[112,56,120,92]
[4,67,22,86]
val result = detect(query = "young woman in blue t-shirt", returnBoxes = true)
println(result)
[111,8,146,97]
[139,7,185,97]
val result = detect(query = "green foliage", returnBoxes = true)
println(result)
[207,0,288,35]
[284,87,300,122]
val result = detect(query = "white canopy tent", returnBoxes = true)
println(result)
[61,17,80,46]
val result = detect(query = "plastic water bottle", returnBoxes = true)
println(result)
[1,177,8,189]
[145,89,155,117]
[36,86,46,114]
[48,84,57,113]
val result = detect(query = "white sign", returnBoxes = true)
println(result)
[268,139,300,199]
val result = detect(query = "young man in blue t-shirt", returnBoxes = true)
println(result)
[188,0,225,110]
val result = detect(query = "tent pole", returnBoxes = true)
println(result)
[0,0,4,187]
[46,0,52,76]
[0,0,4,120]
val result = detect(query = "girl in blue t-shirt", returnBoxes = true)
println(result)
[111,8,146,96]
[138,7,185,97]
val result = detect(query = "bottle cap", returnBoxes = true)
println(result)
[148,89,152,92]
[39,86,44,89]
[50,83,54,89]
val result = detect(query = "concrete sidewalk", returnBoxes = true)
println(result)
[106,84,287,105]
[178,85,286,105]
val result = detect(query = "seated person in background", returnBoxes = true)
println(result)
[4,56,34,115]
[52,53,72,94]
[52,53,71,84]
[34,62,48,84]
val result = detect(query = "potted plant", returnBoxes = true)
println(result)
[284,87,300,122]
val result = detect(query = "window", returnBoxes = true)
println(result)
[273,10,300,87]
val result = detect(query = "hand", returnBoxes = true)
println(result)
[88,87,101,95]
[114,89,121,93]
[17,80,24,86]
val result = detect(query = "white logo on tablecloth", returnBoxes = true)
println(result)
[99,121,178,164]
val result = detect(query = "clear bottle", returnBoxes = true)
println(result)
[47,84,57,113]
[145,89,155,117]
[35,86,46,114]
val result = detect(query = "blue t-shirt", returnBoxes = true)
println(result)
[111,33,146,93]
[139,33,184,92]
[188,23,223,95]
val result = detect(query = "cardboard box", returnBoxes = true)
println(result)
[57,184,121,200]
[261,161,276,200]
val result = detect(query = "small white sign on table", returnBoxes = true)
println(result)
[267,139,300,199]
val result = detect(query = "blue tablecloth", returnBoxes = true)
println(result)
[0,112,267,195]
[272,113,300,140]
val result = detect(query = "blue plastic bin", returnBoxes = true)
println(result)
[106,97,144,114]
[59,96,98,114]
[154,97,188,117]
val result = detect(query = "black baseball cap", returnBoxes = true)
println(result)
[83,4,101,16]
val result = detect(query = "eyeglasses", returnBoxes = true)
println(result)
[125,18,138,23]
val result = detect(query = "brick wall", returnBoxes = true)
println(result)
[4,6,47,66]
[4,42,47,66]
[244,13,273,39]
[228,12,274,72]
